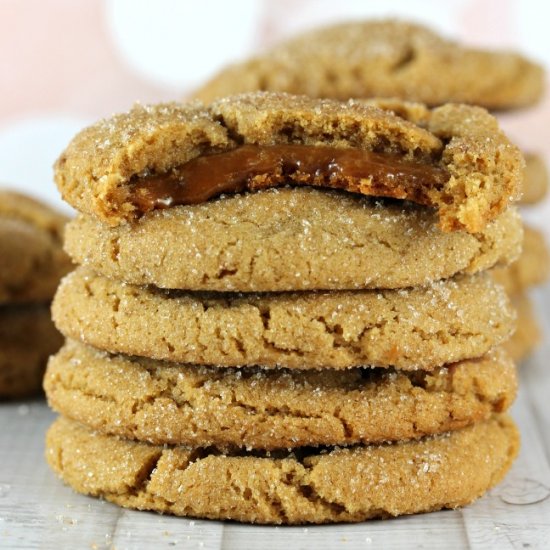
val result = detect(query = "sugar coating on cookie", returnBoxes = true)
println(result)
[46,415,519,524]
[64,189,522,292]
[45,341,517,450]
[52,269,515,370]
[55,93,523,233]
[193,20,544,109]
[0,190,72,304]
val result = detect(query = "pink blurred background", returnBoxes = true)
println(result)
[1,0,548,237]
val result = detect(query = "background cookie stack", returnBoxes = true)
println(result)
[0,190,70,398]
[496,155,550,362]
[495,223,550,362]
[45,92,523,524]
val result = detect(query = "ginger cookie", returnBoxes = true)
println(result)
[0,189,68,237]
[64,189,522,293]
[492,225,550,294]
[522,153,548,205]
[503,294,542,363]
[45,341,516,450]
[54,93,523,233]
[193,20,544,110]
[46,415,519,524]
[0,190,72,304]
[53,269,514,371]
[0,305,63,398]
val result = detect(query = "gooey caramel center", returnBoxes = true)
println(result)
[129,144,449,212]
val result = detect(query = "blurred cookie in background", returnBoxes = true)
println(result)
[193,20,544,109]
[0,191,71,304]
[522,153,548,205]
[492,225,550,296]
[0,305,63,398]
[0,189,71,398]
[493,225,550,362]
[503,293,542,363]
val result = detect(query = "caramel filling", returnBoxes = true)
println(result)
[129,144,450,212]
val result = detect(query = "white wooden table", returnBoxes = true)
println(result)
[1,289,549,550]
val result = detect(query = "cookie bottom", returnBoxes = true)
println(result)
[46,415,518,524]
[0,305,62,398]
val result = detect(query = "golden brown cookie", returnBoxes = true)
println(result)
[45,341,517,450]
[53,268,515,371]
[193,20,544,109]
[64,189,522,292]
[0,190,67,237]
[492,225,550,294]
[0,305,63,398]
[522,153,548,204]
[357,110,547,207]
[46,415,519,524]
[503,294,542,363]
[55,93,523,233]
[0,190,72,304]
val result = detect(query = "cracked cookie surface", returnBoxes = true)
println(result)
[46,414,519,524]
[45,341,517,449]
[52,268,515,370]
[193,20,544,109]
[0,190,72,304]
[55,93,523,233]
[64,188,522,292]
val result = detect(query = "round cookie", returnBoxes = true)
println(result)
[522,153,548,205]
[503,294,542,363]
[64,189,522,293]
[193,20,544,109]
[53,269,515,370]
[45,341,517,450]
[0,305,63,398]
[492,225,550,294]
[46,415,519,524]
[0,190,72,304]
[55,93,523,233]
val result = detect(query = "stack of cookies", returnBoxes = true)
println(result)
[0,190,70,398]
[45,93,523,524]
[195,19,550,363]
